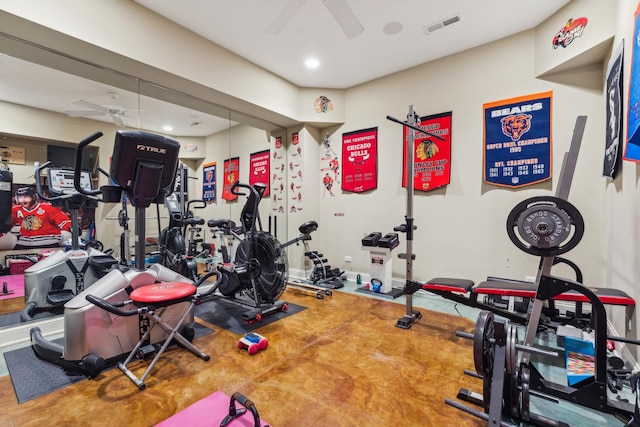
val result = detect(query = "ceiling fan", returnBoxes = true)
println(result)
[265,0,364,39]
[65,97,133,128]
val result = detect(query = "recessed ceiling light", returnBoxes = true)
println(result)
[163,125,173,132]
[305,58,320,69]
[383,22,403,35]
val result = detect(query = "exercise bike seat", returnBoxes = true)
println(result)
[298,220,318,235]
[183,217,205,227]
[207,218,236,229]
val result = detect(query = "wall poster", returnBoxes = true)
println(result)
[483,91,552,188]
[402,111,452,192]
[222,157,239,201]
[202,161,216,203]
[342,127,377,193]
[249,149,270,197]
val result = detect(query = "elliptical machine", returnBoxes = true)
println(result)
[30,130,221,377]
[21,159,118,321]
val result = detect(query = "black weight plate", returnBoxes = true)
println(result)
[473,310,495,379]
[506,196,584,257]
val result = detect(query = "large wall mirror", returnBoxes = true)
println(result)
[0,33,287,344]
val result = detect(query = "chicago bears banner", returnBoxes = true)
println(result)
[483,92,552,188]
[249,149,270,196]
[342,127,377,193]
[202,161,216,203]
[402,112,452,192]
[222,157,239,201]
[625,3,640,161]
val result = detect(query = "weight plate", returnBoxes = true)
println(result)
[473,310,495,379]
[506,324,518,376]
[506,196,584,257]
[482,374,492,414]
[519,365,531,422]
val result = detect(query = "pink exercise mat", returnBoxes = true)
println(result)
[0,275,24,301]
[155,391,270,427]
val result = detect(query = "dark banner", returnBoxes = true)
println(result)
[483,91,552,188]
[342,127,377,193]
[603,41,624,178]
[402,112,452,191]
[222,157,239,201]
[202,161,216,203]
[249,149,270,196]
[625,4,640,161]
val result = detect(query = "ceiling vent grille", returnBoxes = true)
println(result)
[424,14,461,34]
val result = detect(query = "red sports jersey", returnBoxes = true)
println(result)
[12,202,71,247]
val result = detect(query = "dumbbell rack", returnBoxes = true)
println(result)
[303,249,344,289]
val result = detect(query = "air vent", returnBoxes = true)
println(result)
[424,14,461,34]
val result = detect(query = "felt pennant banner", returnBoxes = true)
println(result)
[249,149,270,196]
[202,161,216,203]
[625,3,640,161]
[342,127,377,193]
[483,91,552,188]
[603,41,624,178]
[222,157,239,201]
[402,111,452,192]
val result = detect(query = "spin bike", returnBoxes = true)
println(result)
[21,157,118,321]
[158,192,206,282]
[205,181,289,322]
[30,130,222,378]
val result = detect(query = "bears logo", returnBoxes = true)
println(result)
[500,114,532,142]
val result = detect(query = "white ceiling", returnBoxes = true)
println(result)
[135,0,571,89]
[0,0,571,138]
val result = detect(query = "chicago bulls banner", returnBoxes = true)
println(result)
[342,127,377,193]
[249,149,270,196]
[483,91,552,188]
[402,112,452,192]
[202,161,216,203]
[222,157,239,201]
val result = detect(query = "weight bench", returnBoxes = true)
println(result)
[416,277,636,326]
[86,279,215,390]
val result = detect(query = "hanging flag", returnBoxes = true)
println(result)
[625,4,640,161]
[250,149,270,196]
[342,127,377,193]
[222,157,239,201]
[603,41,624,178]
[202,161,216,203]
[483,91,552,188]
[402,111,452,192]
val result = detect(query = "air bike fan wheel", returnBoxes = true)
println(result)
[506,196,584,257]
[235,231,288,304]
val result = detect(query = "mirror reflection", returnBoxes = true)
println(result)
[0,47,286,334]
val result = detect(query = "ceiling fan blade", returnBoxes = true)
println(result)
[111,114,125,128]
[323,0,363,39]
[265,0,307,35]
[65,110,106,117]
[72,99,109,113]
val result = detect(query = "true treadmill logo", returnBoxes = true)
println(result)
[136,144,167,154]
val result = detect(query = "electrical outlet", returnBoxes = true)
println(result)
[344,256,352,263]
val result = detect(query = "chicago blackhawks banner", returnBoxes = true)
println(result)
[603,41,623,178]
[342,127,377,193]
[249,149,270,196]
[402,112,452,191]
[483,91,552,188]
[222,157,239,201]
[202,161,216,203]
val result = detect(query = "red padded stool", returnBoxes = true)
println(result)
[117,281,209,389]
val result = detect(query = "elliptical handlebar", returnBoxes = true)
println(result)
[74,131,104,196]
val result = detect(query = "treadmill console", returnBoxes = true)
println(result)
[48,168,93,195]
